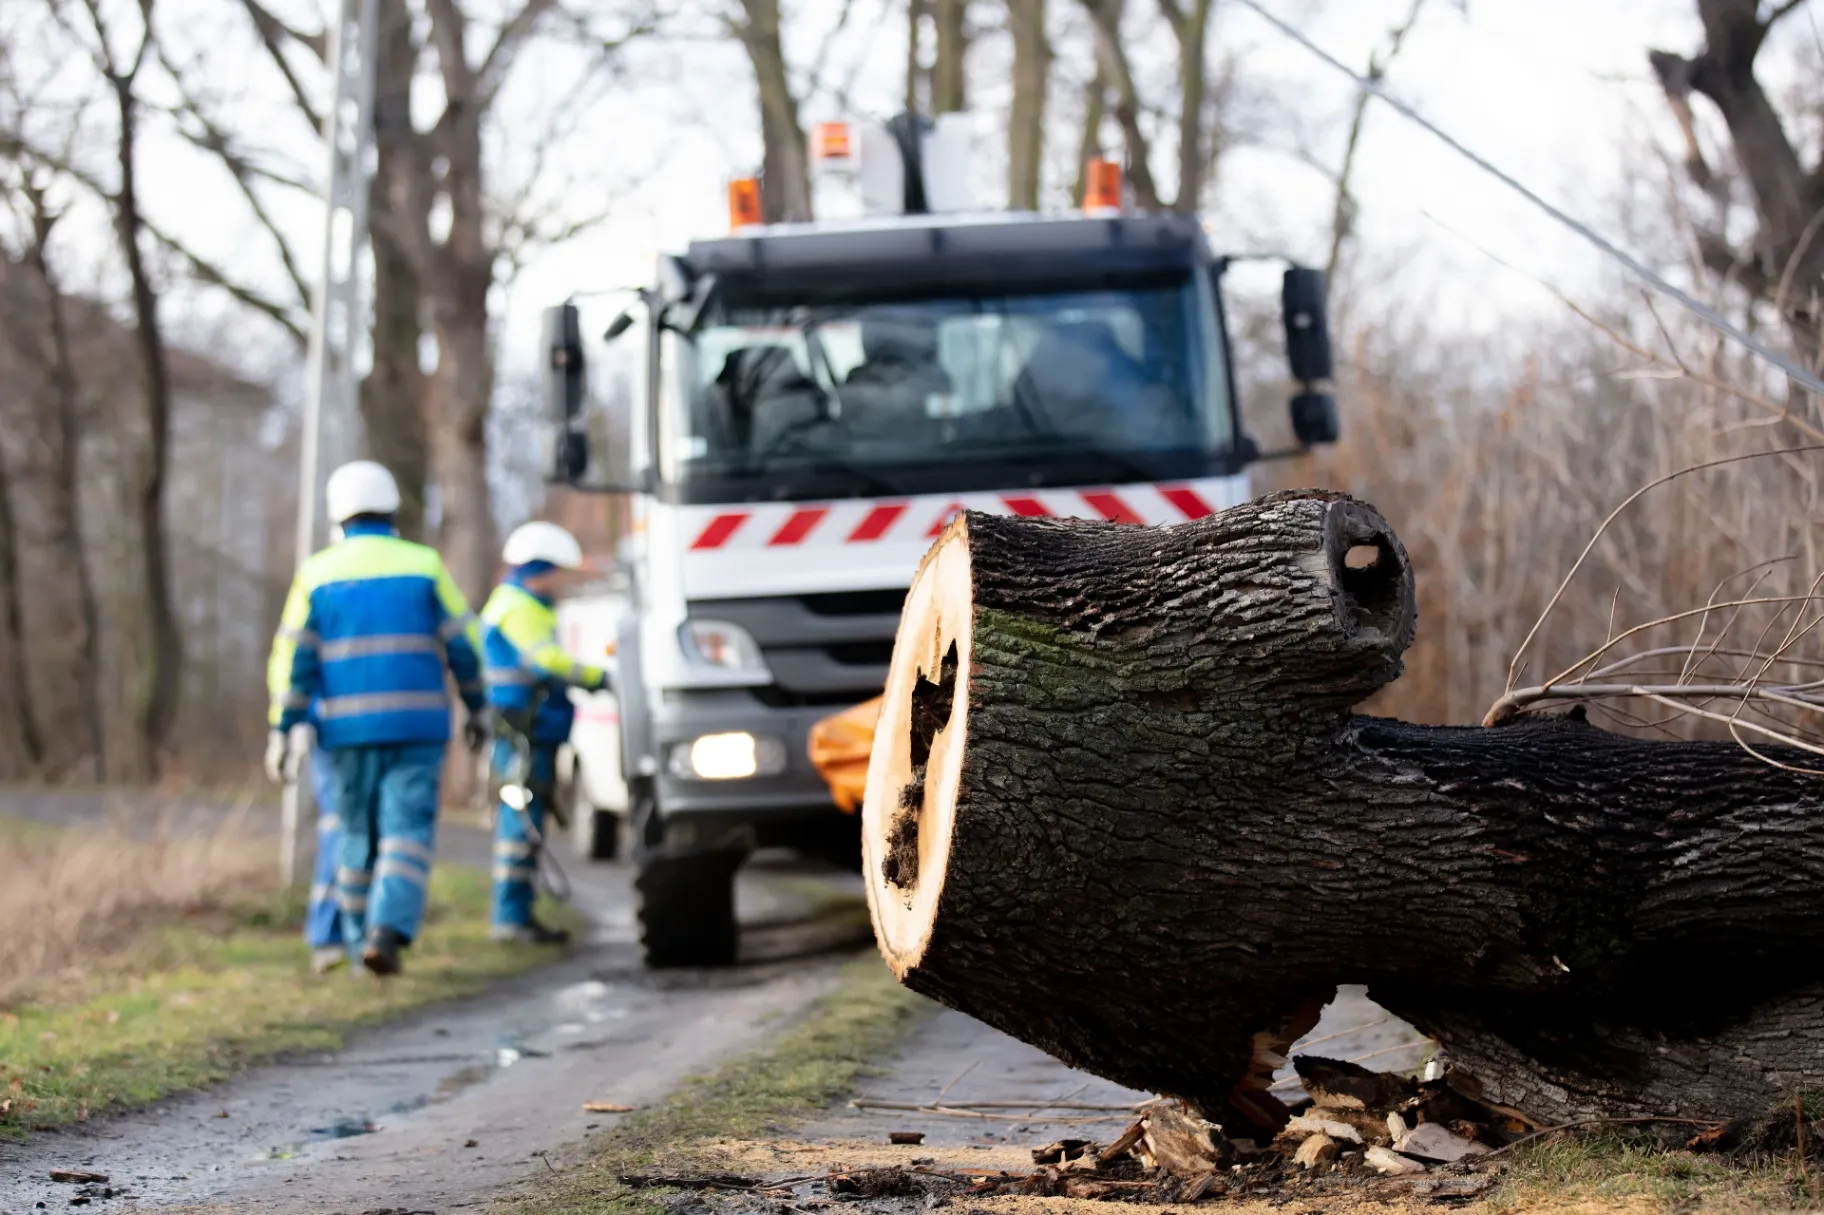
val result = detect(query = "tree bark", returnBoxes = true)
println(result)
[862,492,1824,1134]
[1006,0,1049,210]
[904,0,925,113]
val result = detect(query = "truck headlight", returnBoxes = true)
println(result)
[669,732,788,780]
[679,620,768,676]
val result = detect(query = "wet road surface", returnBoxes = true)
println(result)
[0,842,872,1214]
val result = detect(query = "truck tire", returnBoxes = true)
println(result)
[635,851,740,968]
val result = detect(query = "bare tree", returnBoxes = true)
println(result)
[1007,0,1050,208]
[64,0,183,774]
[1071,59,1107,205]
[7,179,107,774]
[0,405,41,772]
[733,0,813,222]
[1650,0,1824,373]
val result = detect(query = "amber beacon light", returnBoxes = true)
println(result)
[1083,158,1122,216]
[728,177,763,230]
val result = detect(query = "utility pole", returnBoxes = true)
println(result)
[285,0,379,887]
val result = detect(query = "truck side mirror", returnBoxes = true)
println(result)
[543,303,586,422]
[1282,267,1339,446]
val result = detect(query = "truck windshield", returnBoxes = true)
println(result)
[664,273,1232,499]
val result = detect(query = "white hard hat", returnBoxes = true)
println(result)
[324,460,401,523]
[503,520,584,570]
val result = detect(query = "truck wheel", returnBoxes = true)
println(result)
[635,851,741,968]
[568,772,621,862]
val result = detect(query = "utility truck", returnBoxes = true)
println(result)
[540,114,1338,968]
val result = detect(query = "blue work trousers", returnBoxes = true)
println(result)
[492,739,557,928]
[306,746,343,950]
[327,742,444,952]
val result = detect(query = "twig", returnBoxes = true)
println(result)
[853,1099,1143,1112]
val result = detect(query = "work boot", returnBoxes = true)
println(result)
[362,927,407,977]
[310,946,347,975]
[490,919,571,946]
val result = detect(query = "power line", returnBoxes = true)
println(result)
[1230,0,1824,399]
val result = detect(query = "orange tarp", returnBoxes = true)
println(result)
[807,695,882,813]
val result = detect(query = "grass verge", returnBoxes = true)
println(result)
[1488,1129,1805,1213]
[494,951,932,1215]
[0,865,580,1136]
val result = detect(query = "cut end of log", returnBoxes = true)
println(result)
[863,518,973,977]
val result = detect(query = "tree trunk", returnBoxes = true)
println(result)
[932,0,969,113]
[1006,0,1049,210]
[362,0,430,541]
[1163,0,1211,213]
[0,438,41,773]
[108,64,182,777]
[1651,0,1824,377]
[862,492,1824,1134]
[738,0,812,224]
[425,304,497,605]
[18,191,104,776]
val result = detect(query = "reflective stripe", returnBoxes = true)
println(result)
[441,613,478,641]
[486,666,535,687]
[318,691,447,719]
[308,882,333,904]
[494,841,534,860]
[375,857,429,886]
[336,866,373,888]
[382,838,435,864]
[319,634,444,661]
[492,863,536,882]
[338,894,370,912]
[279,690,310,710]
[282,626,320,647]
[318,815,341,833]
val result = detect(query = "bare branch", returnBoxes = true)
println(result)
[475,0,560,113]
[235,0,324,129]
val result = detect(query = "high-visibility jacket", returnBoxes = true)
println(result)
[481,578,608,745]
[267,521,485,750]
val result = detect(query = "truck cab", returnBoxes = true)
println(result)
[541,124,1337,967]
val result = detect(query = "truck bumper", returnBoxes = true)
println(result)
[650,689,856,828]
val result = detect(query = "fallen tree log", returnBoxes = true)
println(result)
[860,491,1824,1134]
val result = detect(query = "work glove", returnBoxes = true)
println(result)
[463,707,494,754]
[264,726,310,785]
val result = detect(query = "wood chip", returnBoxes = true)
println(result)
[1394,1121,1489,1163]
[49,1170,110,1184]
[889,1131,925,1145]
[1141,1105,1226,1178]
[1293,1132,1339,1170]
[1364,1146,1427,1176]
[1283,1114,1364,1144]
[583,1101,637,1113]
[1031,1138,1093,1165]
[1097,1119,1146,1165]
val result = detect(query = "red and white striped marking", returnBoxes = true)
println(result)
[685,484,1219,552]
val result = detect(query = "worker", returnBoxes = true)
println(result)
[263,701,345,973]
[481,521,609,943]
[266,460,491,977]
